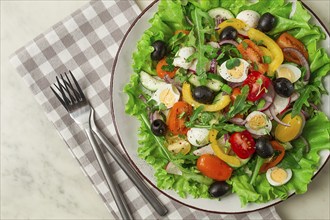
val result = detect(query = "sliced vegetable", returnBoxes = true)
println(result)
[197,154,233,181]
[209,130,241,167]
[247,28,284,75]
[217,18,247,35]
[182,82,231,112]
[242,71,271,101]
[229,130,256,159]
[276,32,309,64]
[275,112,306,142]
[237,39,268,74]
[140,71,167,91]
[167,101,193,135]
[156,57,177,78]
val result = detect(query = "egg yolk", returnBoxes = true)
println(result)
[228,62,244,79]
[160,88,175,108]
[248,115,267,130]
[270,168,288,183]
[277,67,295,82]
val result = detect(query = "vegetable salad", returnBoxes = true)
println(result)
[124,0,330,206]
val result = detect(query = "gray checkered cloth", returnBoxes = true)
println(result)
[10,0,281,219]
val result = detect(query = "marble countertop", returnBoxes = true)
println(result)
[1,0,329,219]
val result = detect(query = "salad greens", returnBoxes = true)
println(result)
[124,0,330,206]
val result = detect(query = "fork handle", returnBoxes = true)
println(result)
[84,127,133,220]
[92,128,168,216]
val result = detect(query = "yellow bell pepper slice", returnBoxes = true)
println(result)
[182,82,231,112]
[209,130,241,167]
[247,28,283,76]
[217,18,247,35]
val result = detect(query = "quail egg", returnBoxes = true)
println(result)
[245,111,272,135]
[266,167,293,186]
[151,84,180,108]
[218,58,250,83]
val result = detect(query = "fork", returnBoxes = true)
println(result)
[51,71,133,219]
[51,71,168,218]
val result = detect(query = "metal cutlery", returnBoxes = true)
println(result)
[51,71,167,219]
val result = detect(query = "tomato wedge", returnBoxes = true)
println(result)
[167,101,193,135]
[259,141,285,173]
[243,71,271,101]
[276,32,309,65]
[237,39,268,74]
[230,87,242,102]
[156,57,177,79]
[197,154,233,181]
[229,130,256,159]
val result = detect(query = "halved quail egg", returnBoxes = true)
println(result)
[151,84,180,109]
[266,167,292,186]
[245,111,272,135]
[218,58,250,83]
[276,63,302,83]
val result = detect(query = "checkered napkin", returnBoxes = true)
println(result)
[10,0,281,219]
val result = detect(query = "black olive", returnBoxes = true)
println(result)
[192,86,215,104]
[220,26,238,41]
[151,119,167,136]
[151,40,167,61]
[257,13,276,32]
[273,78,294,97]
[208,181,231,198]
[255,137,274,159]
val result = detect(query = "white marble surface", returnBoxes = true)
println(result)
[1,0,329,219]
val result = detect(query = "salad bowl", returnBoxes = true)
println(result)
[111,0,330,214]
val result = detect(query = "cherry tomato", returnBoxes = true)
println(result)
[243,71,271,101]
[229,130,256,159]
[237,39,268,74]
[259,141,285,173]
[167,101,193,135]
[197,154,233,181]
[230,87,242,102]
[276,32,308,65]
[156,57,177,79]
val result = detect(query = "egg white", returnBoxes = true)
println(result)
[276,63,302,83]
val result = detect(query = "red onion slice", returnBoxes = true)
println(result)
[290,92,300,103]
[228,81,243,88]
[269,105,291,127]
[209,59,217,74]
[282,47,310,82]
[219,39,239,47]
[229,117,246,126]
[164,75,182,92]
[259,84,275,111]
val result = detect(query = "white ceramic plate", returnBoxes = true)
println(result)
[111,0,330,214]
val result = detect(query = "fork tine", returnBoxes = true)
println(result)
[64,72,82,102]
[61,73,77,104]
[50,86,68,110]
[69,70,86,101]
[56,75,71,108]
